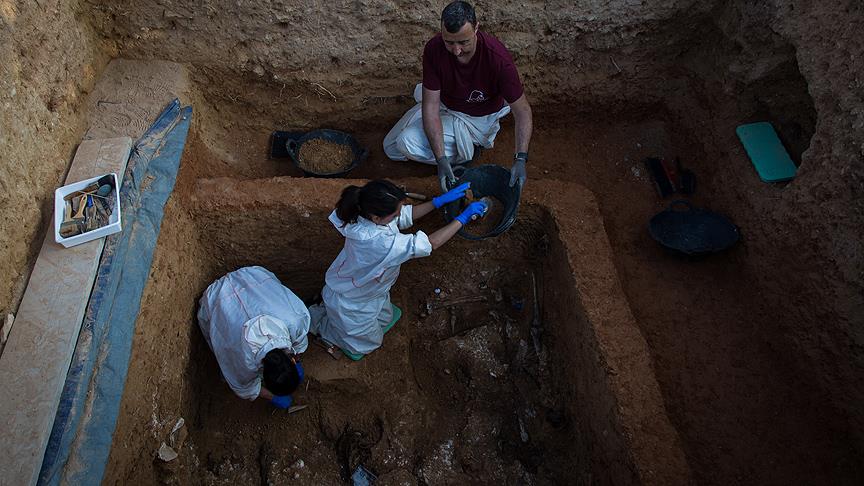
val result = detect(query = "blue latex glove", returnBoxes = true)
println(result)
[432,182,471,208]
[271,394,293,409]
[455,200,488,225]
[295,361,305,383]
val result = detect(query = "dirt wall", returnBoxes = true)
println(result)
[86,0,715,110]
[83,0,723,170]
[0,0,113,324]
[188,176,345,296]
[3,0,863,480]
[757,1,864,443]
[672,1,864,450]
[104,196,214,485]
[540,216,641,485]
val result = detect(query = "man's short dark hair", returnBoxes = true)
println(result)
[441,1,477,33]
[262,348,300,396]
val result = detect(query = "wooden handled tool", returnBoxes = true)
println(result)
[65,182,100,202]
[405,192,428,201]
[72,195,88,219]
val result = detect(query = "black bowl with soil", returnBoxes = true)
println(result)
[443,164,522,240]
[285,129,368,177]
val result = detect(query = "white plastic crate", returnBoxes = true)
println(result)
[54,173,122,248]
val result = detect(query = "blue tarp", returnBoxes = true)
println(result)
[38,99,192,485]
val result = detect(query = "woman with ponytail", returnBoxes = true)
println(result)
[309,179,487,360]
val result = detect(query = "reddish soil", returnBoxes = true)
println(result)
[109,164,694,484]
[485,113,863,484]
[110,201,588,484]
[6,1,863,484]
[107,107,862,485]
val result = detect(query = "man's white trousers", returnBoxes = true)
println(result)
[383,83,510,164]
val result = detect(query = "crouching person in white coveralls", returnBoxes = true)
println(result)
[197,266,309,410]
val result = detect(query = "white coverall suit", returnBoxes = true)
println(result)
[197,266,310,400]
[382,83,511,164]
[309,205,433,355]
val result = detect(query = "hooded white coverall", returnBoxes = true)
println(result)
[309,205,433,355]
[197,266,310,400]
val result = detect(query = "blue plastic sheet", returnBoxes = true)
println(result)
[38,99,192,485]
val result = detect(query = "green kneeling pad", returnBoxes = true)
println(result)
[736,122,797,183]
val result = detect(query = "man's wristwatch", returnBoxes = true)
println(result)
[514,152,529,163]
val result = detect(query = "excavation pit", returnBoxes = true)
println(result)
[105,176,687,485]
[6,0,864,482]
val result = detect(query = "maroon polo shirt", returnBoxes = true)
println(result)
[422,30,524,117]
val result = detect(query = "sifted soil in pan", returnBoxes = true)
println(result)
[297,139,353,174]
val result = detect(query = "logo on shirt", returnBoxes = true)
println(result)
[466,90,487,103]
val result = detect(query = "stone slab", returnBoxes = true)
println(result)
[0,137,131,486]
[85,59,191,141]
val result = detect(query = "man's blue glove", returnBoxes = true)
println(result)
[509,152,528,188]
[271,394,293,409]
[432,182,471,208]
[455,200,488,225]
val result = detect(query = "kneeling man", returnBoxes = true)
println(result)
[383,1,533,190]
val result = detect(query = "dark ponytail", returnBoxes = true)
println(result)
[335,179,406,225]
[335,185,363,224]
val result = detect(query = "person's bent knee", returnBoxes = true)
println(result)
[397,133,435,164]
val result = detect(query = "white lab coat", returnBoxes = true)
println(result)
[309,205,433,355]
[382,83,511,164]
[197,266,310,400]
